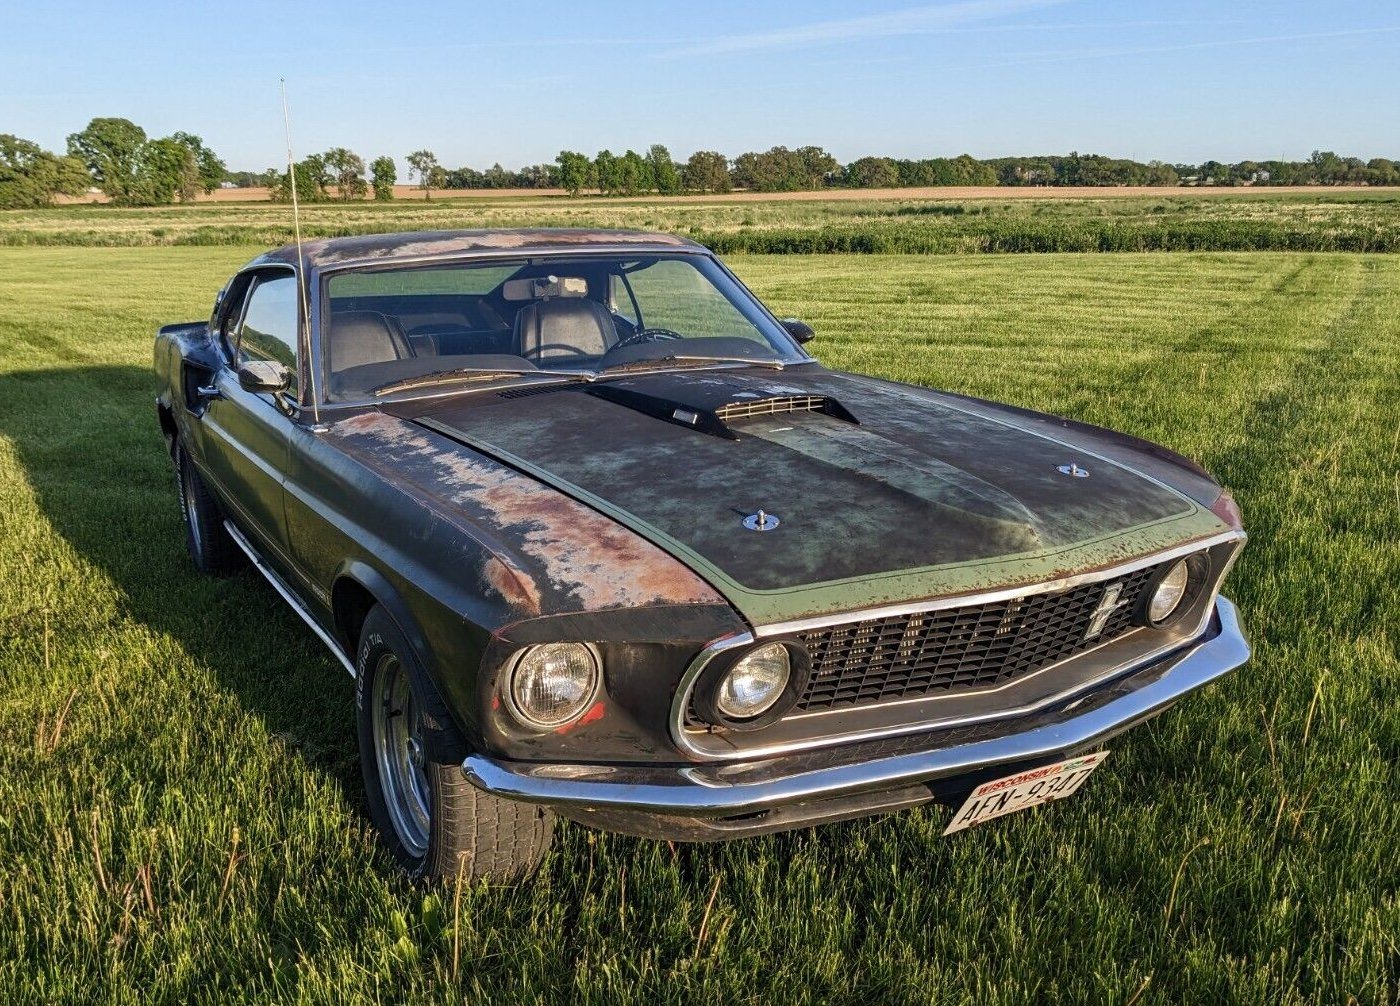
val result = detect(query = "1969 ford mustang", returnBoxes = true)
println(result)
[155,229,1248,881]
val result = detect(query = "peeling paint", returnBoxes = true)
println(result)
[327,411,722,615]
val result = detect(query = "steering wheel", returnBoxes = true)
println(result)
[521,343,593,361]
[611,327,685,351]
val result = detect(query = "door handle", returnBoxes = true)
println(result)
[196,384,221,400]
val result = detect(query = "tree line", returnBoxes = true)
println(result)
[247,144,1400,199]
[3,117,1398,209]
[1,118,226,208]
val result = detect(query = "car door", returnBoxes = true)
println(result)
[199,270,298,564]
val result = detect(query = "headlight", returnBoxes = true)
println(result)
[716,642,791,720]
[507,643,599,728]
[1147,559,1190,624]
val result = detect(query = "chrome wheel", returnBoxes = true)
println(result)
[371,653,431,857]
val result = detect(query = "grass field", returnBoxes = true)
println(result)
[1,246,1398,1003]
[3,190,1400,253]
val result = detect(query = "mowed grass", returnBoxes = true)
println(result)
[0,248,1397,1004]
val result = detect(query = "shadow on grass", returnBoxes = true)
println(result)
[0,362,770,890]
[0,364,365,797]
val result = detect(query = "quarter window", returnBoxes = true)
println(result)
[237,274,300,392]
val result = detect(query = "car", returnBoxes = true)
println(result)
[154,228,1249,881]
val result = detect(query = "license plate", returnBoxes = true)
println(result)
[943,751,1110,835]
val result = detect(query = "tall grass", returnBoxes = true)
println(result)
[2,191,1398,253]
[0,249,1396,1003]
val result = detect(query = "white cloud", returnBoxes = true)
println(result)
[657,0,1066,59]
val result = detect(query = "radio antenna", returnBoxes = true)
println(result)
[281,78,324,429]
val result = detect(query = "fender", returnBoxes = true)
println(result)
[334,559,435,676]
[337,559,468,761]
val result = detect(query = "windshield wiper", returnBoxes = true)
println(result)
[372,368,583,397]
[598,355,787,375]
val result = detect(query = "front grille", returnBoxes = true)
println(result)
[715,395,827,421]
[794,563,1162,712]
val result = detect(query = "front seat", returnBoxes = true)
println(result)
[514,299,617,361]
[329,310,414,371]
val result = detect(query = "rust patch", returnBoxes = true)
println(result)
[482,556,543,617]
[328,411,722,614]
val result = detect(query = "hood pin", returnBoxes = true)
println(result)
[743,509,781,531]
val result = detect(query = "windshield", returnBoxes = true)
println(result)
[321,253,807,401]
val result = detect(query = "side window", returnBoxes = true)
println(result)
[236,275,299,393]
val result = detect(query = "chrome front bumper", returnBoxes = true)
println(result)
[463,597,1248,824]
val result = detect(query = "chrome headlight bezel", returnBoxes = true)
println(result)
[1137,552,1212,628]
[693,640,810,731]
[503,642,602,730]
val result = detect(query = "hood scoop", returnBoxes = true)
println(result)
[715,394,856,424]
[583,385,858,441]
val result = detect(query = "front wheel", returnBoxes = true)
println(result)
[355,605,554,882]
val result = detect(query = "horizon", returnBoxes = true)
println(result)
[3,0,1398,176]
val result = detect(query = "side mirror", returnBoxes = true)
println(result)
[780,317,815,344]
[238,360,291,394]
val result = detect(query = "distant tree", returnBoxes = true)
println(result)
[370,156,396,199]
[406,149,440,199]
[323,147,367,200]
[731,147,808,192]
[846,156,899,188]
[270,154,329,202]
[556,150,594,195]
[1144,160,1179,186]
[518,163,558,188]
[442,165,480,188]
[66,117,147,204]
[617,149,652,195]
[129,136,200,204]
[594,149,620,195]
[483,162,511,189]
[1367,158,1398,186]
[681,150,729,193]
[796,145,839,188]
[170,132,227,193]
[0,134,90,208]
[647,144,681,194]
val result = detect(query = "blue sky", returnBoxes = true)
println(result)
[2,0,1396,173]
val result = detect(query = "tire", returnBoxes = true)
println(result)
[175,441,243,575]
[355,605,554,882]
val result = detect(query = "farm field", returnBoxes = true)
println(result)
[3,189,1399,253]
[0,246,1397,1003]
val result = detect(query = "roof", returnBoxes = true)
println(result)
[249,228,703,272]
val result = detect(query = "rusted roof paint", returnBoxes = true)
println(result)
[248,228,700,272]
[326,411,723,616]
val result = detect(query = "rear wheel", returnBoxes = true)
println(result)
[175,441,242,575]
[355,605,554,882]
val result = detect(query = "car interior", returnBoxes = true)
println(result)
[324,266,638,398]
[322,257,791,400]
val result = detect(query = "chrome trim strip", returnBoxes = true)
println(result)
[758,529,1243,637]
[670,530,1244,759]
[463,597,1249,817]
[223,519,357,677]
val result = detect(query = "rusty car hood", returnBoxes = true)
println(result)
[386,366,1230,626]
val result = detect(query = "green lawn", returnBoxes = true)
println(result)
[0,248,1396,1004]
